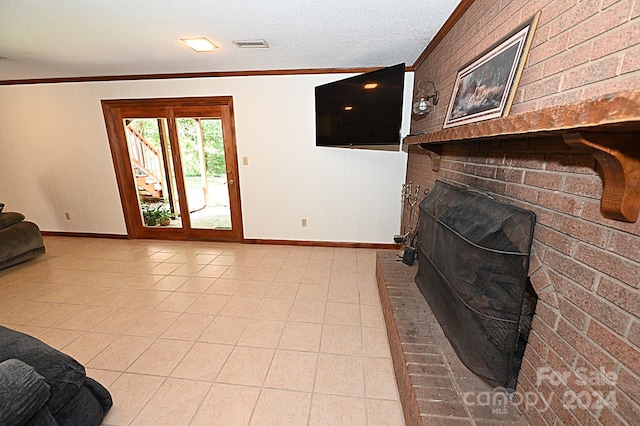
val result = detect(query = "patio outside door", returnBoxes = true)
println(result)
[102,97,243,242]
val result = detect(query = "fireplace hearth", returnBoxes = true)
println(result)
[415,181,537,388]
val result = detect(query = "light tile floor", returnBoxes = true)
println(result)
[0,237,404,425]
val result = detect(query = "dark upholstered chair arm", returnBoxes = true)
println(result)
[0,359,51,426]
[0,212,25,230]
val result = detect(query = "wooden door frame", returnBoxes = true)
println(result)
[102,96,244,242]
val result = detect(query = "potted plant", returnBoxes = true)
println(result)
[158,207,172,226]
[142,203,158,226]
[142,203,173,226]
[142,203,161,226]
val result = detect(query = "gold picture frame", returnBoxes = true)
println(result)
[443,12,540,129]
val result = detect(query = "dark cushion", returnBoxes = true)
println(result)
[24,406,57,426]
[0,326,85,415]
[0,212,25,230]
[52,384,110,426]
[0,359,51,426]
[0,221,45,270]
[84,377,113,415]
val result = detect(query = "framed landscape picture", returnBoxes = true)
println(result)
[443,12,540,129]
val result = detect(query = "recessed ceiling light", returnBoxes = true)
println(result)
[181,38,218,52]
[232,39,269,49]
[344,106,353,111]
[364,83,378,89]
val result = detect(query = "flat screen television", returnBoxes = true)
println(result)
[315,63,405,148]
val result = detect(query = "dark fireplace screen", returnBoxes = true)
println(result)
[415,181,536,388]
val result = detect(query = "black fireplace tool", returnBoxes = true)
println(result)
[395,182,427,266]
[393,182,411,244]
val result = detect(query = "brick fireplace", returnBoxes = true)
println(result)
[380,1,640,425]
[397,135,639,424]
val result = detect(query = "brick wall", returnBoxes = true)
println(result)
[406,139,639,424]
[407,1,640,424]
[411,0,639,135]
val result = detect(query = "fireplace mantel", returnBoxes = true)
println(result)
[404,91,640,223]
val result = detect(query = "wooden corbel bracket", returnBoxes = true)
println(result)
[563,132,640,223]
[418,144,443,172]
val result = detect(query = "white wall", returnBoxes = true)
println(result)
[0,72,412,243]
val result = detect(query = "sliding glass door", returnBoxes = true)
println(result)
[102,97,243,241]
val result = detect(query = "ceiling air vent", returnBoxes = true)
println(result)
[232,40,269,48]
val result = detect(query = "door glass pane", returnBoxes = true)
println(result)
[124,118,182,228]
[176,118,232,230]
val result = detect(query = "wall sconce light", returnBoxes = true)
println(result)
[412,79,439,116]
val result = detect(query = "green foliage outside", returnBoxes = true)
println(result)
[134,119,161,147]
[134,118,226,177]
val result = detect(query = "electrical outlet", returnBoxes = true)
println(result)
[242,156,249,165]
[65,212,71,220]
[301,218,307,227]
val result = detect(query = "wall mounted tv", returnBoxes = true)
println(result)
[315,63,405,149]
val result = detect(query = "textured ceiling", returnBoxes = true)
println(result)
[0,0,461,81]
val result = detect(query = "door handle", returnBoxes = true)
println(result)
[229,180,235,185]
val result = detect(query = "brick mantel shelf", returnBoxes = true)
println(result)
[404,90,640,223]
